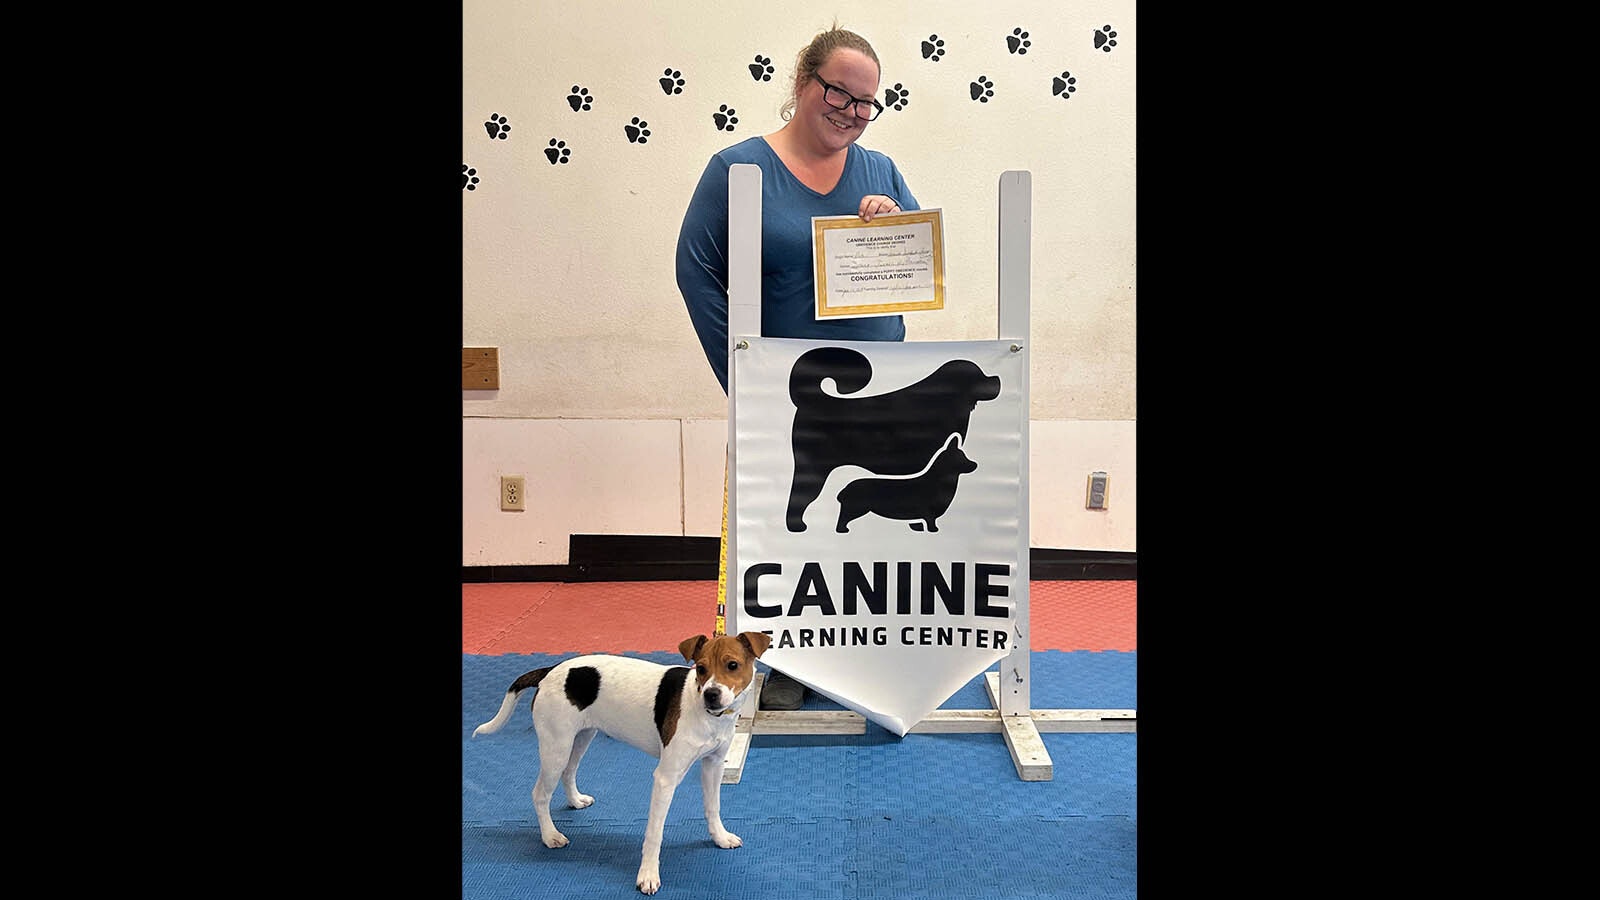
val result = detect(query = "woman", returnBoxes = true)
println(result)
[675,25,920,709]
[676,24,920,392]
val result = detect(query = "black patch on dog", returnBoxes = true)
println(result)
[786,347,1000,531]
[563,665,601,710]
[654,666,689,744]
[510,666,553,693]
[836,432,977,532]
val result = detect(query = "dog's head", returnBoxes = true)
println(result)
[679,632,772,715]
[942,360,1002,406]
[935,434,978,475]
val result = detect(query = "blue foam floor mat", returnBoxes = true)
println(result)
[463,651,1136,899]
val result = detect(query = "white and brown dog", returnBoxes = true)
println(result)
[472,631,772,895]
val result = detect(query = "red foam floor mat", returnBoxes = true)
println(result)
[461,581,560,653]
[464,579,1134,654]
[1029,580,1137,651]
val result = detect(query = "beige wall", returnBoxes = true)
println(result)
[463,0,1136,566]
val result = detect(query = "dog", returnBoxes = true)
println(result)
[471,631,772,895]
[786,346,1001,532]
[835,432,977,533]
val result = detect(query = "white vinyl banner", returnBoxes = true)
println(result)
[732,337,1027,736]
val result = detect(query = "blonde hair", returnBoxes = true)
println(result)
[779,24,881,122]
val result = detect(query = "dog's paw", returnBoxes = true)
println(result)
[712,829,743,849]
[542,830,570,849]
[636,867,662,894]
[570,793,595,809]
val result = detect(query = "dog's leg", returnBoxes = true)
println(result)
[532,721,574,848]
[785,467,828,532]
[561,728,597,809]
[636,758,691,895]
[835,502,862,533]
[699,752,742,849]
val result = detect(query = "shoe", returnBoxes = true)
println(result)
[760,669,806,710]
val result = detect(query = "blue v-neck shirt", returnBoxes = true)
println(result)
[676,137,920,393]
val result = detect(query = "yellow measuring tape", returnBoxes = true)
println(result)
[714,453,728,636]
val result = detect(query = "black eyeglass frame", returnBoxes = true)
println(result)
[811,74,885,121]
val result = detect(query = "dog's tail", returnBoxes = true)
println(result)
[790,346,873,405]
[471,667,554,738]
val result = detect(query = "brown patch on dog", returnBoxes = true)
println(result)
[680,632,770,695]
[678,634,708,663]
[654,666,689,746]
[738,631,772,659]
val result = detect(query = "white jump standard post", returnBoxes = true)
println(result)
[991,170,1048,780]
[718,166,1134,784]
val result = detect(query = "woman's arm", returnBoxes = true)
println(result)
[675,157,733,393]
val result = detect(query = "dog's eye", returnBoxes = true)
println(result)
[726,660,740,671]
[696,664,707,675]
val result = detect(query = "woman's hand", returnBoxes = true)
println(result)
[858,194,901,222]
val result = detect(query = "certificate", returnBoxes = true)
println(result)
[812,208,945,320]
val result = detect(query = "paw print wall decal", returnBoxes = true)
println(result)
[1052,71,1077,100]
[1007,28,1030,54]
[884,83,910,111]
[713,105,738,132]
[1095,25,1118,52]
[970,75,994,102]
[545,139,571,164]
[749,55,773,81]
[660,68,685,95]
[484,113,510,139]
[462,164,479,190]
[567,86,593,111]
[921,35,945,61]
[625,117,651,143]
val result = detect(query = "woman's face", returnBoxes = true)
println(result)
[799,48,881,153]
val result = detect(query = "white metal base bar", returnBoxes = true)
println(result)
[720,671,1136,783]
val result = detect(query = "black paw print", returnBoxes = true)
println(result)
[567,86,593,111]
[483,113,510,140]
[659,68,685,95]
[1007,28,1031,55]
[970,76,994,103]
[1095,25,1118,52]
[625,117,651,143]
[544,139,571,164]
[921,34,945,61]
[748,55,774,82]
[462,164,479,190]
[1052,72,1077,100]
[884,83,910,111]
[712,105,738,132]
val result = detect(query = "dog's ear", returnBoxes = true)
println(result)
[737,631,772,658]
[679,635,708,662]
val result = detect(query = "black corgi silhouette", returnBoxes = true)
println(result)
[787,347,1000,532]
[834,433,977,533]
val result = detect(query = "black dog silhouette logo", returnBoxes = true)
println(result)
[785,347,1001,532]
[835,433,976,533]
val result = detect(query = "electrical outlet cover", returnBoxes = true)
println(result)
[1086,472,1109,509]
[501,475,526,511]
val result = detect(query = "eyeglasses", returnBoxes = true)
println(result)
[812,74,884,121]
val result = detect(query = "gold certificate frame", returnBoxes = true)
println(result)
[812,209,945,320]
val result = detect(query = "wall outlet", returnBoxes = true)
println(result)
[1086,471,1109,510]
[501,475,526,511]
